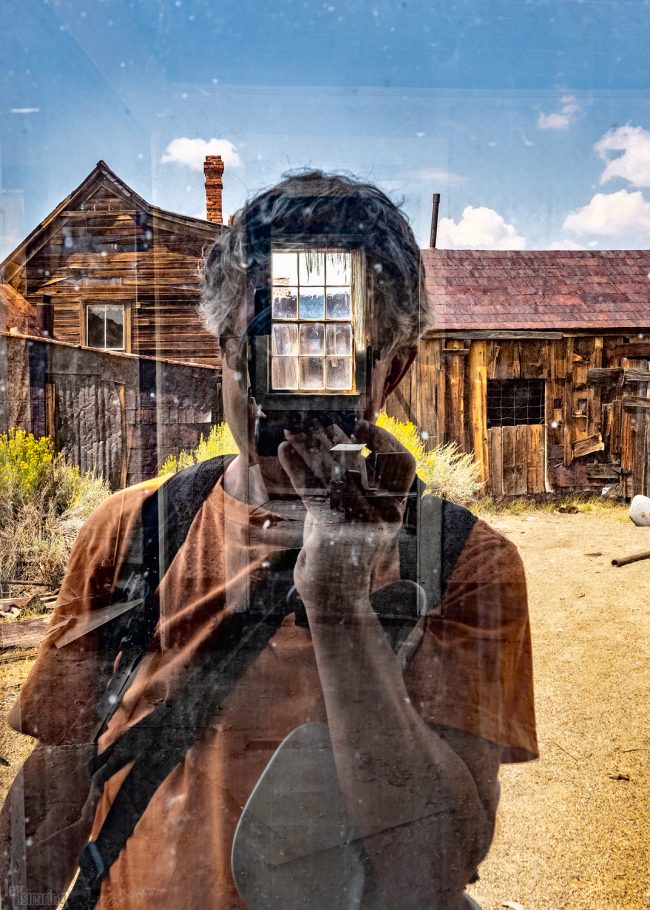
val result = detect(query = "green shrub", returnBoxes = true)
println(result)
[0,429,110,592]
[159,422,239,476]
[376,413,482,502]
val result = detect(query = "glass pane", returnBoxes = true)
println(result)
[299,322,324,355]
[299,290,325,319]
[299,251,325,285]
[326,290,351,320]
[326,323,352,355]
[105,306,124,349]
[86,306,105,348]
[325,251,351,286]
[272,251,298,286]
[326,357,353,390]
[271,356,298,390]
[271,323,298,355]
[299,356,324,390]
[272,287,298,319]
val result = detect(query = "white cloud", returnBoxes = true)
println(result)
[160,137,241,170]
[414,167,468,185]
[596,125,650,188]
[438,206,526,250]
[537,94,581,131]
[563,189,650,236]
[10,107,40,114]
[547,238,585,250]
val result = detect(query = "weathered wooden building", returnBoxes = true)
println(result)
[0,159,224,366]
[391,249,650,498]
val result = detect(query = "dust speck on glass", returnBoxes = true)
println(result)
[271,250,353,392]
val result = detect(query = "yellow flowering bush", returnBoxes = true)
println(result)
[0,428,110,590]
[159,422,239,476]
[376,413,482,502]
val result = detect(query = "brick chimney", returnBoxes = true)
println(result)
[204,155,224,224]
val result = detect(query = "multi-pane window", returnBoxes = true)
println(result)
[270,250,354,392]
[487,379,545,427]
[86,303,125,350]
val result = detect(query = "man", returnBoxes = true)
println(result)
[1,171,537,910]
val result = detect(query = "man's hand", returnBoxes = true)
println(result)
[277,419,416,612]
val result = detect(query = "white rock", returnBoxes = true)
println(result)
[629,494,650,527]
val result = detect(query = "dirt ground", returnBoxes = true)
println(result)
[1,508,648,909]
[467,508,649,910]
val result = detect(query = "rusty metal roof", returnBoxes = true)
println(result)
[422,249,650,331]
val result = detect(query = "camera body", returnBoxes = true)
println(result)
[243,196,380,454]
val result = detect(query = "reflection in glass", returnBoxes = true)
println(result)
[299,357,325,390]
[299,251,325,286]
[271,323,298,355]
[272,356,299,390]
[299,323,324,354]
[272,288,298,319]
[272,252,298,286]
[299,290,325,319]
[325,251,351,285]
[326,323,352,355]
[326,290,351,320]
[326,357,353,390]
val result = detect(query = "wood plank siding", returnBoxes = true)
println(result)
[1,162,223,367]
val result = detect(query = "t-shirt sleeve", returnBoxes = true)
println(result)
[405,518,538,763]
[7,480,163,745]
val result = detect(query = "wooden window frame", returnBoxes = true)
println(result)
[82,302,131,353]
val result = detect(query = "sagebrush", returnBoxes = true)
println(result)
[159,422,239,476]
[0,429,110,592]
[375,413,482,502]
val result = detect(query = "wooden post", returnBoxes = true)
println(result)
[468,341,489,486]
[444,340,466,448]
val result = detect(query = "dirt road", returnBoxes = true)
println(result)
[1,508,648,909]
[468,508,650,910]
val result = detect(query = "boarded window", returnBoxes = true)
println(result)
[487,379,545,427]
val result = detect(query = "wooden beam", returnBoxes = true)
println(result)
[623,397,650,411]
[589,367,650,385]
[612,342,650,359]
[573,434,605,458]
[468,341,489,487]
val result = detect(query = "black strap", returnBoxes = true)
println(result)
[93,455,236,739]
[66,475,476,910]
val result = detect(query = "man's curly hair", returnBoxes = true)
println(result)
[200,169,430,355]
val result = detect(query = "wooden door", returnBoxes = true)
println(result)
[488,424,545,497]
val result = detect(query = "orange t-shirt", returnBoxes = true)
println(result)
[10,475,537,909]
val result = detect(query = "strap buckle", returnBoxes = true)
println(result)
[79,841,107,889]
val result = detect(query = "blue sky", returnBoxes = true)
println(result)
[1,0,650,258]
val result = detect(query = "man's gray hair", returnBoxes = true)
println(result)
[199,170,430,354]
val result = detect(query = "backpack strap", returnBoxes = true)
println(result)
[92,455,236,740]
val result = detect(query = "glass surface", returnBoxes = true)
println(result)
[86,306,105,348]
[271,355,298,390]
[298,251,325,286]
[299,322,324,355]
[299,290,325,319]
[271,323,298,355]
[298,356,325,390]
[105,306,125,349]
[325,356,353,390]
[326,290,351,320]
[326,323,352,355]
[272,252,298,286]
[272,288,298,320]
[325,252,351,286]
